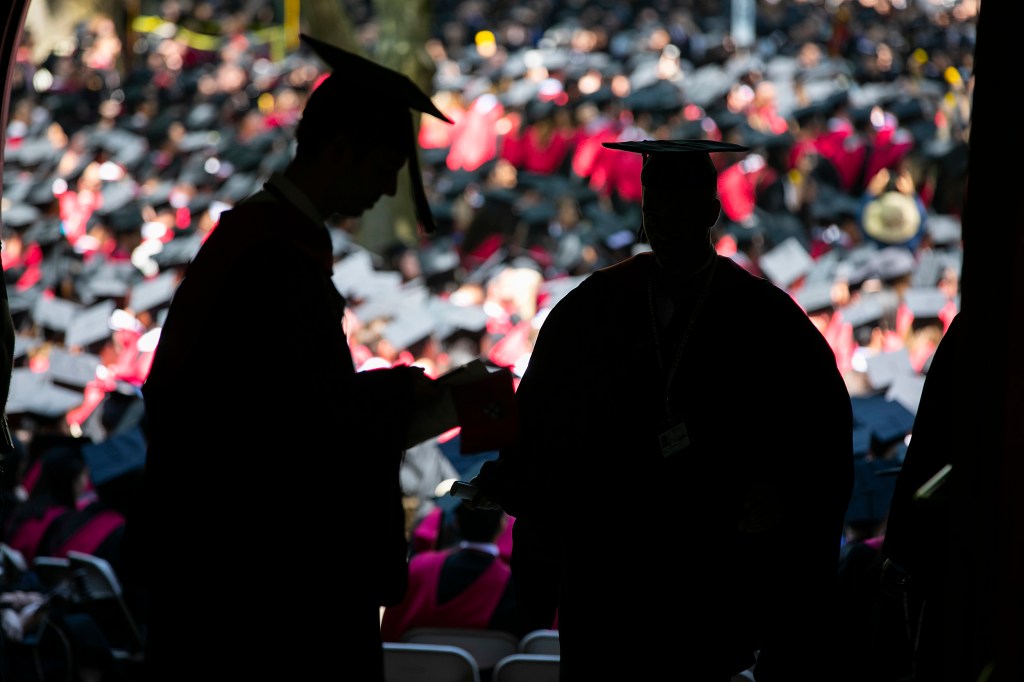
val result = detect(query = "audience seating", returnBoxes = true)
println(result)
[29,555,73,590]
[65,551,145,664]
[400,627,519,674]
[383,642,481,682]
[491,653,560,682]
[0,542,28,583]
[517,628,560,655]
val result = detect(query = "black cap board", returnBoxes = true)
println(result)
[601,139,749,194]
[299,34,452,234]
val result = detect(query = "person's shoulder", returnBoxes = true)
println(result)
[540,253,651,324]
[408,548,450,568]
[717,255,797,304]
[576,252,653,293]
[717,256,833,338]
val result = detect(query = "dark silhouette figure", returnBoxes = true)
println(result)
[3,445,87,563]
[881,311,966,681]
[126,36,454,682]
[473,139,854,681]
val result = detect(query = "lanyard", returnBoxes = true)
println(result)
[647,255,717,419]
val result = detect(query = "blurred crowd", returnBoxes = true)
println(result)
[0,0,976,678]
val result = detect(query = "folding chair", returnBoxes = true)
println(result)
[383,642,481,682]
[65,551,145,664]
[0,542,28,584]
[400,627,519,675]
[491,653,560,682]
[29,555,73,591]
[517,628,560,655]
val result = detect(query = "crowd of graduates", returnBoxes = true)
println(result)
[0,0,977,679]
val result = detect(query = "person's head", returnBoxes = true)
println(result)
[293,77,413,218]
[289,35,453,232]
[602,139,748,272]
[33,445,88,508]
[453,501,506,543]
[640,151,722,262]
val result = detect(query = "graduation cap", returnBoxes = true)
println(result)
[903,287,948,326]
[177,130,221,153]
[851,425,872,458]
[808,183,862,224]
[351,282,429,327]
[426,297,489,340]
[841,297,885,331]
[623,80,685,116]
[13,136,60,169]
[6,368,84,421]
[13,333,44,362]
[33,296,84,335]
[758,236,814,289]
[79,274,131,304]
[27,175,60,207]
[796,280,836,315]
[926,213,962,248]
[185,102,220,130]
[299,33,453,234]
[216,172,261,204]
[852,246,916,285]
[152,233,203,269]
[104,201,146,234]
[865,348,915,391]
[45,348,102,389]
[9,287,41,319]
[81,425,146,488]
[2,202,41,230]
[418,238,461,280]
[333,249,382,297]
[327,226,355,259]
[851,394,915,455]
[107,132,150,172]
[97,181,138,218]
[129,271,179,314]
[381,306,439,352]
[140,180,175,208]
[21,215,64,248]
[845,457,899,526]
[65,300,116,349]
[910,251,945,288]
[682,63,734,108]
[886,373,926,416]
[601,139,750,196]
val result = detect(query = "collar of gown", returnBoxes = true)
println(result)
[263,171,325,228]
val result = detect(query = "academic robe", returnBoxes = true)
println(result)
[479,252,854,681]
[129,182,418,682]
[379,546,518,641]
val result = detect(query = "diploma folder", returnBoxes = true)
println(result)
[404,359,518,453]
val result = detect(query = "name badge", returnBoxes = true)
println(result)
[658,420,690,458]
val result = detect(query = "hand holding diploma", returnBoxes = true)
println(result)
[404,360,519,452]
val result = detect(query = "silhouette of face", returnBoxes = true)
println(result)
[641,186,718,271]
[336,144,409,217]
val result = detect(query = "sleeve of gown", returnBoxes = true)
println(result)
[222,240,417,607]
[475,292,590,631]
[752,288,856,680]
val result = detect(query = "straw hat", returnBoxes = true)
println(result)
[862,191,921,245]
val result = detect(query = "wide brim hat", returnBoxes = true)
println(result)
[862,191,921,245]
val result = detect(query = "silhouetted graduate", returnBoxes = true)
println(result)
[129,35,455,682]
[474,139,854,681]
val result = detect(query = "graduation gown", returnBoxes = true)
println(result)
[129,183,418,681]
[480,253,853,681]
